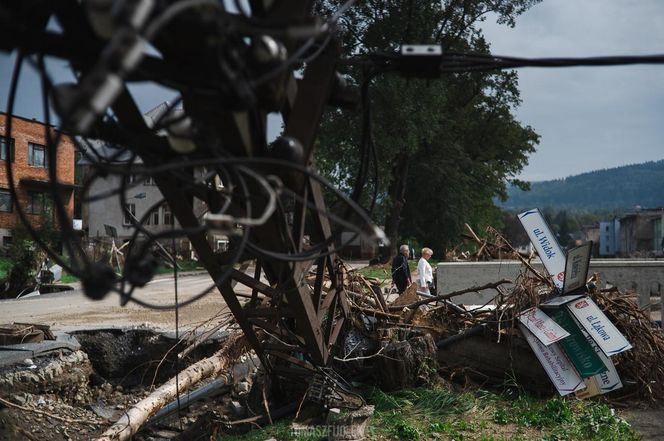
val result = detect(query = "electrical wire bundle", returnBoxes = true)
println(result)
[1,0,385,309]
[3,0,664,310]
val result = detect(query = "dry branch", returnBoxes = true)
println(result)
[388,279,512,311]
[95,332,249,441]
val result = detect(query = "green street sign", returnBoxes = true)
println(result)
[548,308,607,378]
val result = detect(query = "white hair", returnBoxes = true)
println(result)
[399,244,409,253]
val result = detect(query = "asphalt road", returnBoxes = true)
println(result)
[0,262,369,333]
[0,272,244,333]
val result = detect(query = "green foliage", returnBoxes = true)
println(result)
[5,224,40,294]
[155,259,203,275]
[0,257,12,280]
[502,160,664,210]
[60,274,79,283]
[356,264,392,281]
[316,0,541,256]
[369,387,475,418]
[391,421,421,440]
[219,419,298,441]
[223,387,640,441]
[493,395,640,441]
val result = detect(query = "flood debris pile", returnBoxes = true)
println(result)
[447,224,522,261]
[4,216,664,440]
[590,289,664,402]
[342,258,664,405]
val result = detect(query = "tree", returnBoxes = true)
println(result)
[316,0,541,260]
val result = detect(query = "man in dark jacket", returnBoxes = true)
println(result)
[391,244,412,293]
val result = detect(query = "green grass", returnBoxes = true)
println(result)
[356,265,392,281]
[58,259,203,282]
[60,274,79,283]
[155,259,204,275]
[0,256,203,285]
[356,259,439,285]
[218,386,641,441]
[492,396,639,441]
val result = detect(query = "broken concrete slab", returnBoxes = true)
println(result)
[0,333,80,368]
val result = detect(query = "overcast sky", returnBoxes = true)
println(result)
[481,0,664,181]
[1,1,663,182]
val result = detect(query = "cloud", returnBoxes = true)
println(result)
[482,0,664,181]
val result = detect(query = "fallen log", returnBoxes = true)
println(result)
[94,332,249,441]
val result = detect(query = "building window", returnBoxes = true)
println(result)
[123,203,136,225]
[27,192,44,214]
[0,190,11,212]
[2,236,12,247]
[145,176,155,186]
[605,226,609,232]
[28,143,48,167]
[162,204,173,226]
[124,174,136,184]
[0,137,15,161]
[145,208,160,226]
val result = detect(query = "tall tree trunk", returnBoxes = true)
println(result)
[380,152,410,263]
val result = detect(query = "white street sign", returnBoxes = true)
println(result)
[542,295,585,307]
[575,327,623,398]
[566,297,632,356]
[518,307,570,346]
[520,325,585,396]
[518,209,566,290]
[586,328,623,394]
[563,243,592,294]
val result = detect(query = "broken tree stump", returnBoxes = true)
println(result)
[374,334,437,391]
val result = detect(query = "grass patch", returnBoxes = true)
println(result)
[155,259,203,275]
[493,396,639,441]
[367,386,478,440]
[356,264,392,281]
[220,386,640,441]
[355,259,439,287]
[60,274,79,283]
[0,256,203,286]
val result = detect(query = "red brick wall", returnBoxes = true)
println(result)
[0,113,75,230]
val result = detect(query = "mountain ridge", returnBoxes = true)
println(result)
[500,160,664,210]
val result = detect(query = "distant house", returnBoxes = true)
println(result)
[80,142,179,241]
[618,209,664,257]
[338,229,388,260]
[79,104,228,254]
[600,209,664,257]
[655,216,664,253]
[599,219,620,257]
[0,113,76,247]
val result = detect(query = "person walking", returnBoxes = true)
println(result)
[391,244,412,294]
[417,247,434,295]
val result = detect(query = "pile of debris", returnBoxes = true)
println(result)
[446,224,524,261]
[2,258,664,440]
[3,217,664,439]
[342,264,664,402]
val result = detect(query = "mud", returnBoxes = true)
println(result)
[0,327,239,441]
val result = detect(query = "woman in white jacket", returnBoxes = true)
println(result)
[417,247,434,295]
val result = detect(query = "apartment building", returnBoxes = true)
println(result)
[0,113,75,246]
